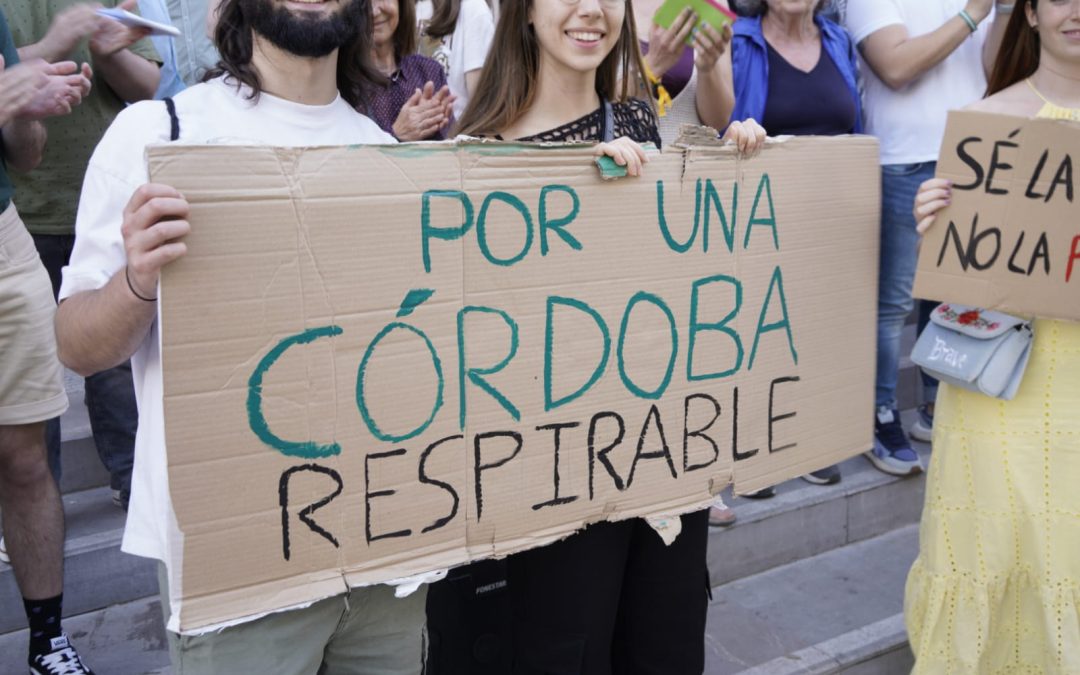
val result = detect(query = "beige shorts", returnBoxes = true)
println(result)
[158,564,428,674]
[0,203,68,426]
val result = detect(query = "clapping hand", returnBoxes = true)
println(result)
[0,56,49,127]
[19,61,93,119]
[393,81,455,141]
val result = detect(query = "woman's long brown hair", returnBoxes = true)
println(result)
[455,0,648,137]
[426,0,462,38]
[986,0,1040,96]
[392,0,418,60]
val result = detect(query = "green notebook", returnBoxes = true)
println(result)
[653,0,737,44]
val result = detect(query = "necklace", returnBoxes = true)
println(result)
[1026,78,1080,121]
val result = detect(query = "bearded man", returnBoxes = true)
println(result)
[51,1,430,672]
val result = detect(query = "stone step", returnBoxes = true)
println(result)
[0,486,157,634]
[0,526,918,675]
[57,370,112,495]
[708,407,929,587]
[0,594,169,675]
[705,525,917,675]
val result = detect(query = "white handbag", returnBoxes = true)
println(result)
[910,304,1034,401]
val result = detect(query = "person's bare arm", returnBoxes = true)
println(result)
[693,25,735,130]
[463,69,481,101]
[643,9,733,129]
[2,118,47,172]
[57,184,189,376]
[89,0,160,102]
[91,47,159,102]
[16,3,101,62]
[57,269,157,376]
[858,0,993,90]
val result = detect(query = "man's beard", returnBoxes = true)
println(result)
[242,0,363,58]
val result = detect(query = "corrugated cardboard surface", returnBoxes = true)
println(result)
[150,135,880,633]
[914,111,1080,320]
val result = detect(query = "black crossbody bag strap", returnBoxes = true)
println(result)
[163,97,180,141]
[601,99,614,143]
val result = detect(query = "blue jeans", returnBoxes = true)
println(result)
[876,162,936,410]
[32,234,136,498]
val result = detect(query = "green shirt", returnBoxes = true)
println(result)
[7,0,161,235]
[0,11,22,212]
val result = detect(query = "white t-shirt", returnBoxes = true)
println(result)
[416,0,495,119]
[59,77,399,632]
[845,0,990,165]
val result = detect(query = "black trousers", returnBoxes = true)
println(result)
[508,509,710,675]
[31,234,137,500]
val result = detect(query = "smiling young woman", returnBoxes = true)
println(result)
[906,1,1080,672]
[453,1,764,673]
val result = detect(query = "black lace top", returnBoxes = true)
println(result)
[512,98,662,148]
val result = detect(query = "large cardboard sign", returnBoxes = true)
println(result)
[914,111,1080,320]
[150,136,879,633]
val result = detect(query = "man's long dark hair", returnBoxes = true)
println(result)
[207,0,382,110]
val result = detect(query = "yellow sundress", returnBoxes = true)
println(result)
[904,96,1080,674]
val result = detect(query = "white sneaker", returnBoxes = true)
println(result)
[0,535,8,564]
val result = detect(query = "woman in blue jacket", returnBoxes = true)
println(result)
[731,0,862,135]
[731,0,862,493]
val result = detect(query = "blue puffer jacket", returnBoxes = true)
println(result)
[730,14,863,133]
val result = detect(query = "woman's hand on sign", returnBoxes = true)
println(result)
[595,136,649,177]
[121,183,191,300]
[722,118,766,158]
[691,21,732,74]
[914,178,952,235]
[647,8,696,79]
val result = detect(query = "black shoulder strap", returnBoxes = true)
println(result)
[601,99,615,143]
[163,97,180,141]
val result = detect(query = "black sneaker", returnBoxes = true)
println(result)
[865,406,924,476]
[801,464,841,485]
[29,634,94,675]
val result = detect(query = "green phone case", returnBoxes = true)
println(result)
[653,0,736,44]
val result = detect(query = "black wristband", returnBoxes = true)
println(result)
[125,266,157,302]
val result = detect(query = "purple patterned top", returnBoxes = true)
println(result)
[367,54,449,140]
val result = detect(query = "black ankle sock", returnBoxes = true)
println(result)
[24,594,63,655]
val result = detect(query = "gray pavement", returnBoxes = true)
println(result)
[0,524,917,675]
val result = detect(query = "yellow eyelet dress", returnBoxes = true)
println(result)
[904,91,1080,674]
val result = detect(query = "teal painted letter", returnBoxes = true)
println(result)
[743,173,779,250]
[703,179,738,253]
[458,306,521,429]
[248,325,343,458]
[687,275,743,381]
[476,191,533,266]
[357,322,444,442]
[748,266,798,369]
[545,297,611,411]
[617,292,678,400]
[421,190,474,273]
[655,179,702,253]
[539,185,583,255]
